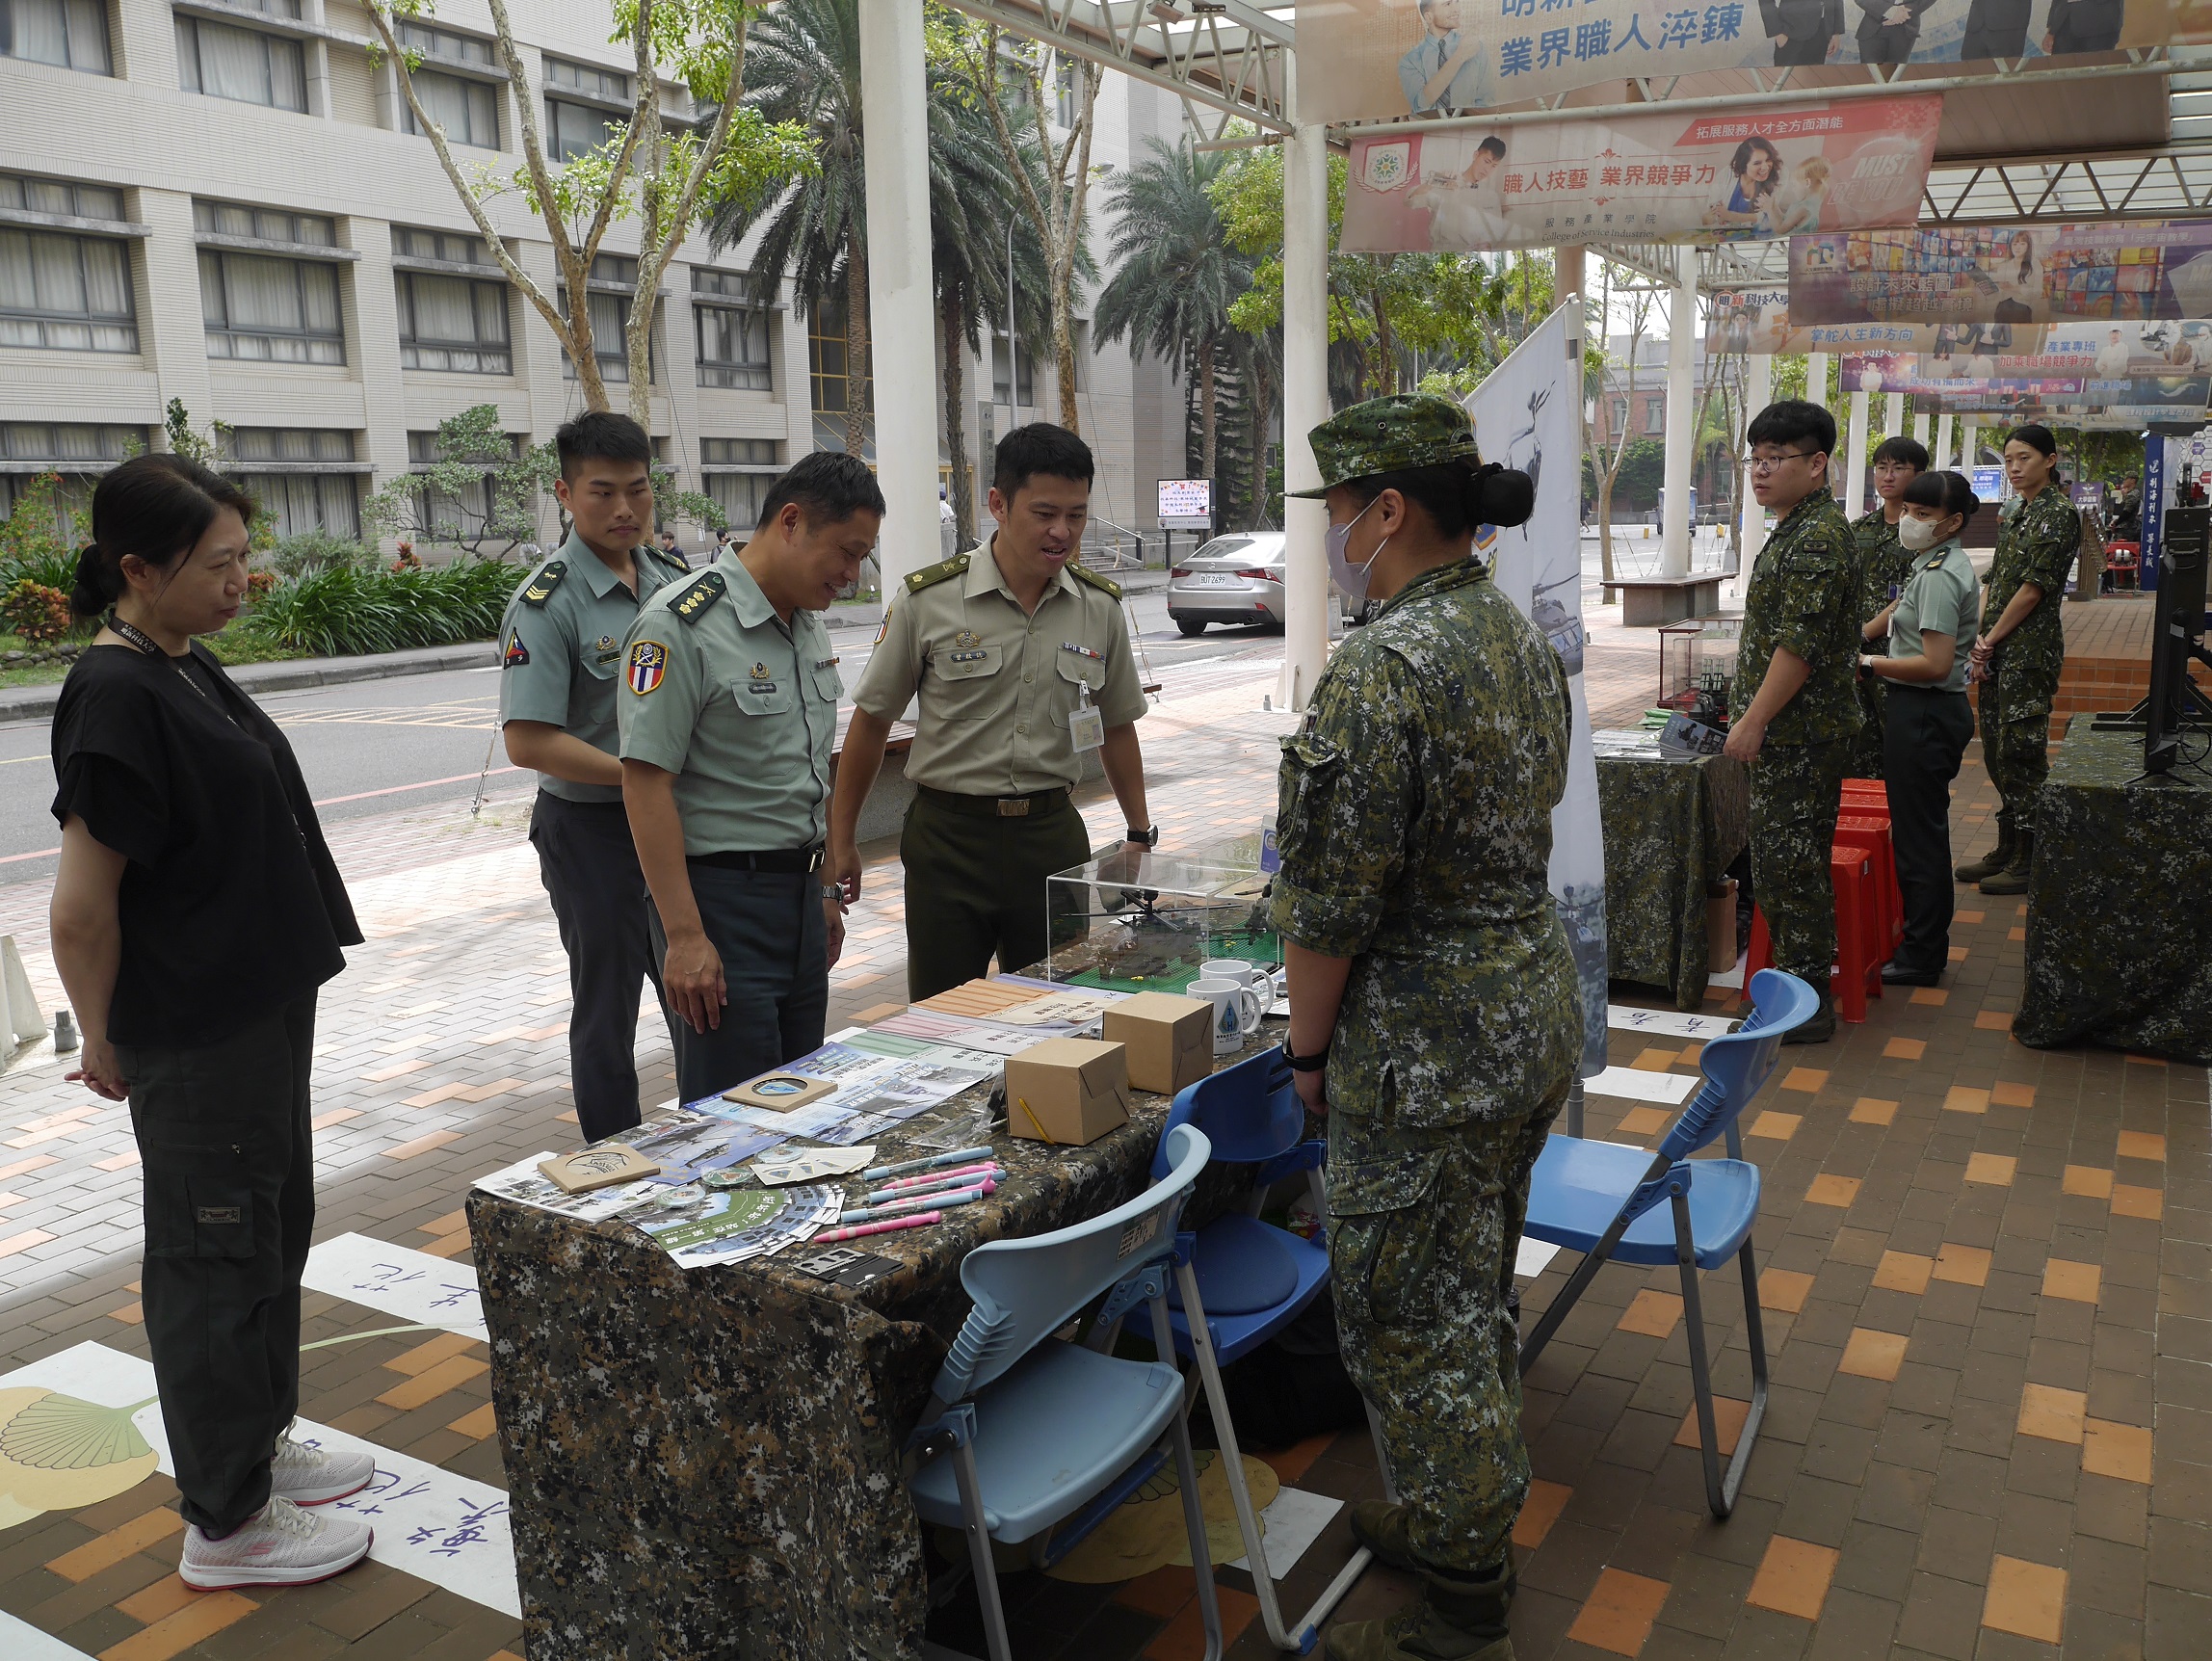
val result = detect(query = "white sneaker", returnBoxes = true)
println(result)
[180,1495,373,1590]
[269,1432,377,1505]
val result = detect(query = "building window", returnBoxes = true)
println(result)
[175,14,308,112]
[1643,396,1665,435]
[397,271,510,373]
[808,298,871,454]
[693,270,770,391]
[544,57,627,161]
[396,18,491,64]
[561,255,645,385]
[407,428,523,540]
[0,422,141,536]
[702,437,778,466]
[199,250,345,364]
[0,0,112,73]
[392,226,494,267]
[194,199,334,247]
[397,28,501,149]
[2,171,137,351]
[226,429,360,539]
[1608,396,1627,435]
[989,336,1034,407]
[701,438,780,531]
[704,471,773,531]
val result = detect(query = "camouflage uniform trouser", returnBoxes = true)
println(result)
[1327,1075,1570,1578]
[1850,676,1888,782]
[1978,657,2058,834]
[1749,737,1849,988]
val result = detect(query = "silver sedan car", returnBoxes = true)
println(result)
[1164,532,1287,635]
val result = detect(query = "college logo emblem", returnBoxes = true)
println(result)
[502,629,529,668]
[1365,142,1411,192]
[627,640,669,695]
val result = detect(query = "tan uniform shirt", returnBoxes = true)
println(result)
[851,540,1147,796]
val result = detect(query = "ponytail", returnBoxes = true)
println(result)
[1345,458,1538,539]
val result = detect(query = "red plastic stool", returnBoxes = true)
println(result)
[1743,852,1884,1023]
[1834,815,1904,957]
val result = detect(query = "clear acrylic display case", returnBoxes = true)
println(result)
[1044,850,1279,993]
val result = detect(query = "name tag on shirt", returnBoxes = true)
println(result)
[1069,703,1105,752]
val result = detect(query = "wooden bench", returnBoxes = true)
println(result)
[1602,574,1727,627]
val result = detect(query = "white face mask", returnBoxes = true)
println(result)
[1326,497,1391,601]
[1897,514,1952,551]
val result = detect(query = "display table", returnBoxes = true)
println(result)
[1593,737,1750,1009]
[468,1017,1269,1660]
[2014,727,2212,1064]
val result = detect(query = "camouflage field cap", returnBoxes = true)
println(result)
[1289,394,1482,497]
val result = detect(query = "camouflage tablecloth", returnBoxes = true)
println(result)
[469,1022,1268,1661]
[1595,748,1750,1009]
[2014,728,2212,1064]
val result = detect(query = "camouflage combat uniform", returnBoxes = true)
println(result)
[1274,399,1580,1600]
[1731,484,1860,992]
[1850,509,1910,778]
[1978,488,2080,835]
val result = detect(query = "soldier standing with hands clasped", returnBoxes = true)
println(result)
[497,412,694,1142]
[1725,399,1860,1045]
[1271,396,1570,1661]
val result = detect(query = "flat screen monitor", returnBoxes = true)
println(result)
[2145,504,2210,776]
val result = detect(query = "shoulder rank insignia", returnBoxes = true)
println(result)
[519,560,566,608]
[1923,554,1948,570]
[671,568,727,624]
[905,553,969,593]
[666,547,692,572]
[1069,563,1122,599]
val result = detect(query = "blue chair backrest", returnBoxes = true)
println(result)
[933,1124,1213,1403]
[1147,1046,1302,1181]
[1656,969,1820,1162]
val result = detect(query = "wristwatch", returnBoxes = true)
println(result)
[1281,1035,1330,1073]
[819,884,842,902]
[1124,825,1159,848]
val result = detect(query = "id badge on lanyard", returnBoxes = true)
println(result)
[1069,684,1105,752]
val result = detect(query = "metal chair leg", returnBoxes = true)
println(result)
[1673,1191,1765,1518]
[950,1437,1014,1661]
[1158,1291,1224,1661]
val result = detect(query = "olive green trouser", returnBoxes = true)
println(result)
[899,787,1093,999]
[1749,737,1849,988]
[1978,660,2058,835]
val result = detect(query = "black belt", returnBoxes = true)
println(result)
[1889,683,1967,697]
[689,846,825,874]
[916,784,1071,819]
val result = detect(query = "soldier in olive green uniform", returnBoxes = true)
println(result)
[498,412,692,1142]
[1726,401,1861,1044]
[831,425,1155,1000]
[618,454,885,1101]
[1959,425,2080,896]
[1273,397,1570,1661]
[1848,435,1927,778]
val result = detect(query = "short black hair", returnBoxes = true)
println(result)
[1901,468,1980,523]
[554,410,651,483]
[1476,135,1507,160]
[756,449,886,529]
[2006,422,2058,459]
[1746,398,1836,457]
[994,423,1093,500]
[1872,435,1929,471]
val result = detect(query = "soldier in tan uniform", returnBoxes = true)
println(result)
[830,425,1155,999]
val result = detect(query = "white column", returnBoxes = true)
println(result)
[1935,412,1955,471]
[1805,351,1829,410]
[1281,62,1330,710]
[1740,353,1772,556]
[1962,417,1981,470]
[1912,410,1931,452]
[1659,252,1696,579]
[1884,391,1905,444]
[1846,388,1871,519]
[857,0,938,585]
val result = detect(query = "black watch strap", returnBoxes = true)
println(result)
[1125,825,1159,848]
[1281,1036,1330,1073]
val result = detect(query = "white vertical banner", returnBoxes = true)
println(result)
[1467,298,1609,1076]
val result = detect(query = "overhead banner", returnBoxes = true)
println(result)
[1294,0,2194,127]
[1791,222,2212,325]
[1340,96,1938,253]
[1839,320,2212,409]
[1705,291,2047,357]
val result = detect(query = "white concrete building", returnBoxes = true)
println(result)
[0,0,1185,555]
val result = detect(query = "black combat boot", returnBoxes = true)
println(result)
[1955,812,2014,884]
[1780,988,1835,1044]
[1325,1562,1516,1661]
[1978,828,2034,896]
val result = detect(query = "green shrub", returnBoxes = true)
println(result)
[1,580,72,644]
[243,560,515,657]
[0,471,80,593]
[270,530,376,580]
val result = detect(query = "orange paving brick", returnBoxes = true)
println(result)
[1838,1328,1909,1382]
[361,1058,432,1083]
[2125,1053,2168,1067]
[1144,1581,1258,1658]
[853,1002,908,1022]
[1566,1568,1672,1657]
[1989,1081,2036,1107]
[422,1231,474,1259]
[2009,926,2027,942]
[2117,1130,2168,1161]
[1631,1047,1680,1071]
[94,1149,142,1172]
[1883,1038,1926,1060]
[2112,1184,2164,1220]
[1942,1086,1989,1114]
[1909,988,1949,1006]
[1974,1010,2012,1031]
[309,1109,360,1131]
[377,1352,490,1411]
[1748,1111,1800,1140]
[1673,1396,1751,1456]
[1982,1556,2067,1645]
[1759,1269,1815,1313]
[1964,1152,2017,1186]
[420,1208,470,1236]
[1873,1251,1934,1295]
[1849,1096,1899,1125]
[1933,1243,1992,1286]
[109,1301,144,1325]
[1947,946,1969,962]
[385,1129,462,1161]
[1617,1106,1672,1137]
[1957,909,1986,923]
[1804,1174,1860,1207]
[402,1083,472,1109]
[2082,1419,2154,1485]
[447,1401,500,1439]
[1617,1290,1684,1339]
[1514,1478,1572,1549]
[2063,1165,2115,1199]
[0,1154,60,1181]
[96,1589,256,1661]
[2017,1384,2088,1444]
[2042,1259,2101,1304]
[384,1331,482,1376]
[114,1574,198,1625]
[1780,1067,1827,1093]
[1747,1536,1838,1621]
[0,1227,56,1258]
[47,1506,184,1582]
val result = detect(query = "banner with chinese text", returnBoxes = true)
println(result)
[1790,222,2212,325]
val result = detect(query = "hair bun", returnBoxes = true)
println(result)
[1474,464,1536,529]
[68,543,113,620]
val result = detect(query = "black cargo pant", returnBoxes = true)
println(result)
[1883,685,1974,973]
[116,996,316,1535]
[531,791,669,1143]
[647,860,829,1103]
[900,786,1093,1001]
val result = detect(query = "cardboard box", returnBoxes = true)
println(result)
[1004,1038,1133,1147]
[1101,992,1214,1096]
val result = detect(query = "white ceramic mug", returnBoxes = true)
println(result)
[1201,958,1261,991]
[1191,977,1264,1054]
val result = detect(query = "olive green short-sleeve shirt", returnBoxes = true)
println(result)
[616,555,839,856]
[496,534,690,804]
[850,540,1147,797]
[1888,539,1981,694]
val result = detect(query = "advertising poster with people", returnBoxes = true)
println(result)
[1340,97,1938,253]
[1838,320,2212,411]
[1294,0,2201,127]
[1465,300,1609,1075]
[1790,221,2212,324]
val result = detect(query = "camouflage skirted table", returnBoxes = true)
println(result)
[1594,745,1750,1009]
[467,1019,1267,1660]
[2014,728,2212,1065]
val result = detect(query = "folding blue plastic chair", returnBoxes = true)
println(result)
[1518,968,1819,1518]
[907,1123,1224,1661]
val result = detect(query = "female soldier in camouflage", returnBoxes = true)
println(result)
[1958,425,2080,895]
[1850,435,1928,778]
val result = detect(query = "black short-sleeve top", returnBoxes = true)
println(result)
[49,641,360,1048]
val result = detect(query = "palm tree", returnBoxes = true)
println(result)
[1094,138,1249,482]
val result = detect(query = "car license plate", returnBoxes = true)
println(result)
[1185,574,1241,588]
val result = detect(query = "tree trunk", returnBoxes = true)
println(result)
[1597,471,1617,587]
[1198,337,1218,484]
[1372,296,1396,397]
[1247,362,1272,529]
[1053,304,1079,435]
[942,282,973,548]
[844,231,871,457]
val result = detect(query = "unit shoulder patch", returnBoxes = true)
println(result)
[627,639,669,696]
[519,560,567,608]
[1069,563,1122,599]
[905,554,970,593]
[502,628,530,668]
[670,568,728,624]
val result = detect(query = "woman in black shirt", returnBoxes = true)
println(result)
[48,454,377,1590]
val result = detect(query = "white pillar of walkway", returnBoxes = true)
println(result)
[1659,252,1697,579]
[1846,389,1871,517]
[856,0,938,585]
[1805,351,1829,411]
[1280,63,1331,710]
[1740,353,1773,556]
[1962,417,1982,468]
[1936,412,1956,471]
[1885,391,1905,444]
[1912,411,1931,452]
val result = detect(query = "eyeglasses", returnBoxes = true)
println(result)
[1744,449,1821,475]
